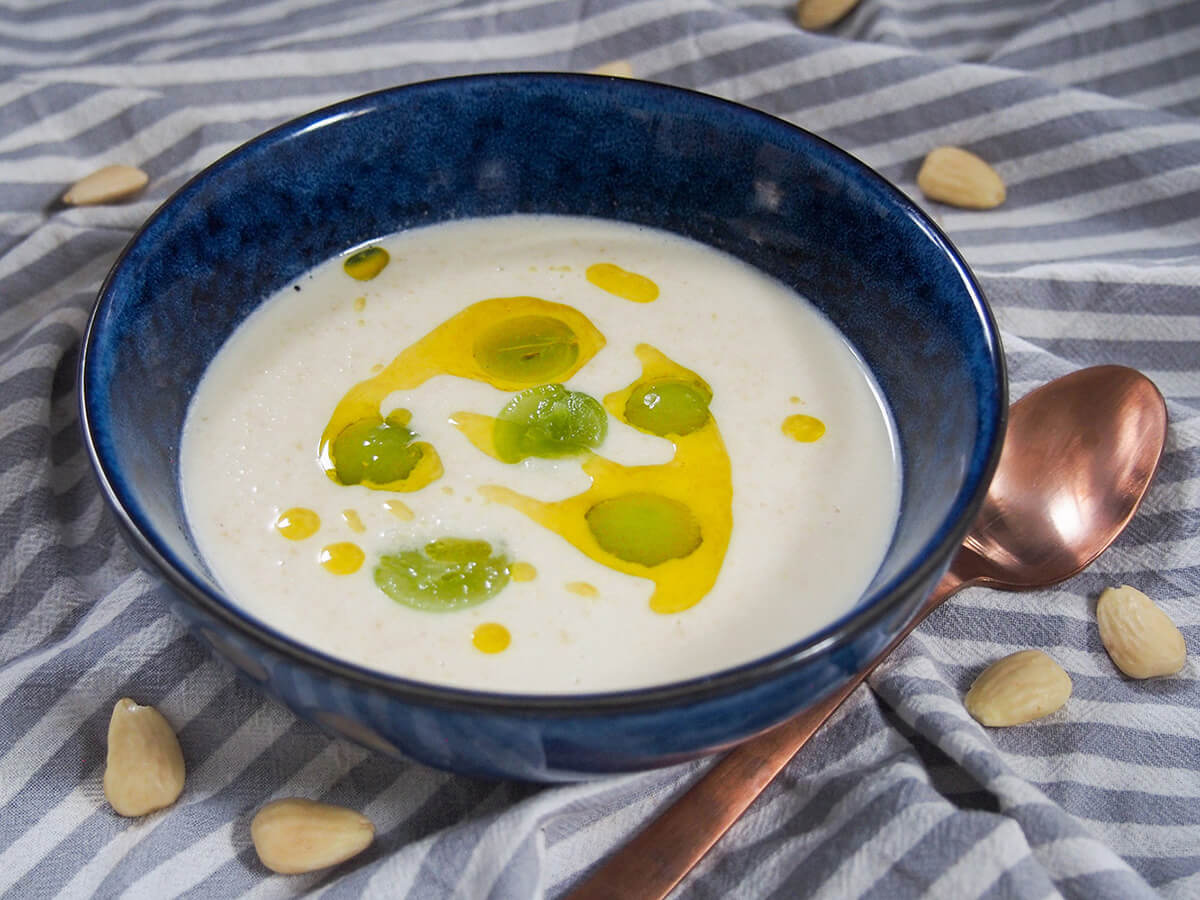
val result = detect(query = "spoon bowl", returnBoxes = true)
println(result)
[957,365,1167,589]
[570,364,1168,900]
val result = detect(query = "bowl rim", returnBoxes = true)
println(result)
[79,71,1007,716]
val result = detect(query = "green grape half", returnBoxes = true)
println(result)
[473,315,580,384]
[493,384,607,463]
[585,492,702,567]
[374,538,511,611]
[624,378,712,437]
[331,412,424,486]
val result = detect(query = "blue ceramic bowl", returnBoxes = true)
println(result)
[80,73,1005,781]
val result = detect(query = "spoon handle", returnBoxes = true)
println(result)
[567,565,968,900]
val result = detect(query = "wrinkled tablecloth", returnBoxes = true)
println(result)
[1,0,1197,897]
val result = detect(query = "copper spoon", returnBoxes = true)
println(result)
[569,365,1167,900]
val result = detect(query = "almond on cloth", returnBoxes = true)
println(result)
[916,146,1006,209]
[587,60,634,77]
[964,650,1072,727]
[103,698,186,817]
[1097,584,1187,678]
[61,164,149,205]
[251,798,375,875]
[795,0,862,31]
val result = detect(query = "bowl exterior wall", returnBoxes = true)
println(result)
[161,556,939,780]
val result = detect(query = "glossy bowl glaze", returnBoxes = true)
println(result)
[80,73,1005,781]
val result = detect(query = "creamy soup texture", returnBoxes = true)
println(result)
[180,215,901,693]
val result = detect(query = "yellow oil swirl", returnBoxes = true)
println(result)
[510,562,538,582]
[566,581,598,598]
[448,411,501,460]
[586,263,659,303]
[341,509,366,533]
[383,499,414,520]
[472,622,511,653]
[782,414,826,442]
[320,296,605,491]
[480,344,732,614]
[275,507,320,540]
[319,542,365,574]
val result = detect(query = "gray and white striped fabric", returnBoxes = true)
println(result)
[2,0,1197,897]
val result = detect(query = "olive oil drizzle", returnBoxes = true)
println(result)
[480,344,732,614]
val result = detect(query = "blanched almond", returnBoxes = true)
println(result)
[103,698,186,817]
[62,164,149,205]
[251,798,374,875]
[1097,585,1186,678]
[795,0,861,31]
[964,650,1071,727]
[587,60,634,78]
[917,146,1006,209]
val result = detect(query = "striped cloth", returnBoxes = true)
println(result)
[2,0,1197,896]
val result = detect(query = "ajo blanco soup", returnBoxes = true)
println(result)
[180,215,901,693]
